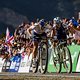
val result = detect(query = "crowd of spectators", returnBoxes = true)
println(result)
[0,17,80,60]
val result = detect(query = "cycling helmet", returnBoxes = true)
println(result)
[39,19,46,27]
[54,17,61,24]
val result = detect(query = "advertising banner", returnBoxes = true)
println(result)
[76,54,80,72]
[0,58,5,72]
[2,59,11,72]
[9,54,21,72]
[18,53,32,73]
[48,44,80,73]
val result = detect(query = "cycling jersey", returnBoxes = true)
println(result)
[31,23,45,34]
[32,32,46,42]
[29,23,46,42]
[56,23,67,41]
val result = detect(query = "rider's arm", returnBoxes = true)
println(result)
[51,27,56,38]
[27,26,35,37]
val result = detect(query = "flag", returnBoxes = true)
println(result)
[5,27,14,45]
[6,27,10,41]
[6,35,14,45]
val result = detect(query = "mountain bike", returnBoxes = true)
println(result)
[56,38,72,73]
[59,41,72,73]
[50,38,72,73]
[49,39,61,73]
[32,37,48,74]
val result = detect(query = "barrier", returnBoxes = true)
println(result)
[0,44,80,73]
[0,53,32,73]
[48,44,80,72]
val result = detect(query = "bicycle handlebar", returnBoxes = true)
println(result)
[47,36,73,41]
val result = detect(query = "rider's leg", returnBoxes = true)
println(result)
[32,32,39,59]
[32,41,38,67]
[32,41,38,58]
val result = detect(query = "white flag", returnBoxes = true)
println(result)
[6,27,10,41]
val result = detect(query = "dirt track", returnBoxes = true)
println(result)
[0,72,80,80]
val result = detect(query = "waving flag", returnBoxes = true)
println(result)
[6,27,10,41]
[5,27,14,45]
[7,35,14,45]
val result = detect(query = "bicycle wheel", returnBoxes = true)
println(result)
[62,47,72,73]
[51,47,61,73]
[32,50,40,73]
[39,42,48,74]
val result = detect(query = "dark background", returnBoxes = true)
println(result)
[0,0,80,33]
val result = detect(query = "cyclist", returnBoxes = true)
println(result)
[27,19,47,67]
[55,17,67,41]
[51,17,67,48]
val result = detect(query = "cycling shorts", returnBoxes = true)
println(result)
[32,32,46,42]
